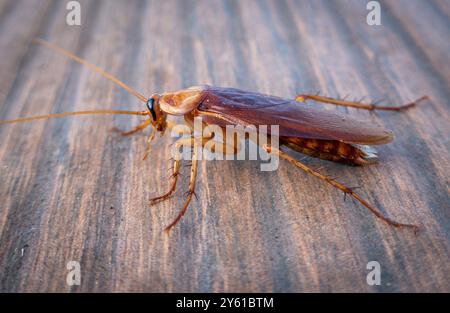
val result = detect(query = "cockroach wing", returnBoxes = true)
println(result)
[197,86,393,145]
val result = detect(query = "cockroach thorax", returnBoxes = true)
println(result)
[159,85,206,115]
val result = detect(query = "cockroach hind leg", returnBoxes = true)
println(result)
[370,95,430,111]
[343,186,362,202]
[264,145,419,232]
[295,93,430,112]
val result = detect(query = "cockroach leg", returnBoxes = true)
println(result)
[295,94,429,111]
[150,158,181,205]
[113,119,151,136]
[150,136,200,206]
[144,119,182,155]
[164,138,200,234]
[263,145,419,232]
[159,133,240,232]
[142,128,157,160]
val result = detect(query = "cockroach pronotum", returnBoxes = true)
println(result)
[0,39,429,233]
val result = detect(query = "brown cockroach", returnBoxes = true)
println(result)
[0,39,428,233]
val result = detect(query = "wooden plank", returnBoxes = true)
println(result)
[0,0,448,292]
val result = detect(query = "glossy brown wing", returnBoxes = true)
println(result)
[197,86,393,145]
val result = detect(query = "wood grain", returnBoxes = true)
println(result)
[0,0,449,292]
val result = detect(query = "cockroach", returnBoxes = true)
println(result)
[0,39,428,233]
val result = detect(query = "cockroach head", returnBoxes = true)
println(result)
[147,94,167,131]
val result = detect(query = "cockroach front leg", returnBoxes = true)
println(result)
[142,128,157,160]
[113,119,151,136]
[263,145,419,232]
[142,120,179,160]
[295,94,428,111]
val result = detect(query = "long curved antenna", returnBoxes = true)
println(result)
[0,110,148,125]
[33,38,148,103]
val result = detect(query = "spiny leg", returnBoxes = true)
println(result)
[150,134,238,206]
[160,135,241,232]
[264,145,418,231]
[149,158,181,205]
[148,122,209,206]
[295,94,428,111]
[113,119,151,136]
[148,135,198,206]
[164,139,200,233]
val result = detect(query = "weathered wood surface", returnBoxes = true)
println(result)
[0,0,449,292]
